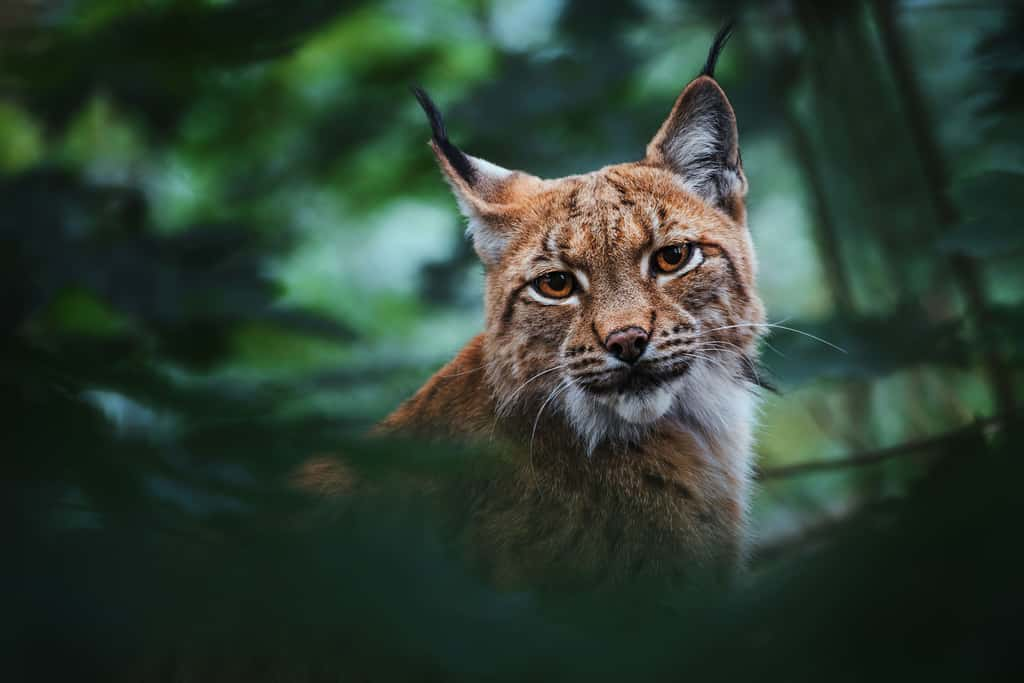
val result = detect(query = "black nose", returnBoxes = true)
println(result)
[605,327,649,364]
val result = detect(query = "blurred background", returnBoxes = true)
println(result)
[3,0,1023,679]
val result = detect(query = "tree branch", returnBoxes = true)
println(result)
[756,415,1004,481]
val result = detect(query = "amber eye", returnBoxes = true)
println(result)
[652,244,692,274]
[533,271,576,299]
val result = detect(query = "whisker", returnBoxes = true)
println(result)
[573,367,621,382]
[646,354,698,377]
[693,340,762,386]
[497,363,569,414]
[762,339,787,358]
[687,351,732,374]
[440,367,483,378]
[529,380,571,466]
[437,355,509,379]
[438,363,490,379]
[568,357,603,370]
[695,322,847,354]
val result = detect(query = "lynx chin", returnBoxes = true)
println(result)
[378,24,768,587]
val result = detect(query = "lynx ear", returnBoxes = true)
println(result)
[411,86,540,266]
[644,24,747,221]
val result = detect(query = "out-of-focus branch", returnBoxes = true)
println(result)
[782,102,856,314]
[756,414,1004,481]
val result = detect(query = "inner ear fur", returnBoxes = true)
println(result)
[645,75,747,221]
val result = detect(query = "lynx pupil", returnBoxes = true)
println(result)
[654,244,689,273]
[535,272,574,298]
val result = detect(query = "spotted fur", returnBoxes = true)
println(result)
[382,30,765,587]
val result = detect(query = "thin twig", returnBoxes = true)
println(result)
[756,415,1005,481]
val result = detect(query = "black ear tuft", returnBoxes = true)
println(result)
[700,19,735,79]
[410,85,477,185]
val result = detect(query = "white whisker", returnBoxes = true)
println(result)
[695,322,847,354]
[437,357,502,379]
[497,363,568,415]
[694,341,763,387]
[762,339,786,358]
[530,379,571,466]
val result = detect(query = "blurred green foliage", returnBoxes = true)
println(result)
[2,0,1023,679]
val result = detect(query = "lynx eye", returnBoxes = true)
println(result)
[533,271,576,299]
[652,244,693,274]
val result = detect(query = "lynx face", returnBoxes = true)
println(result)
[414,43,764,452]
[486,166,763,449]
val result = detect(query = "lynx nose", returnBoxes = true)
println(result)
[605,327,649,364]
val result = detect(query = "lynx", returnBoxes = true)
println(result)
[379,26,766,587]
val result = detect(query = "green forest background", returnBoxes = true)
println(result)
[3,0,1023,679]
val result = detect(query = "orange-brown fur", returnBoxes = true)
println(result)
[380,334,750,587]
[379,42,765,587]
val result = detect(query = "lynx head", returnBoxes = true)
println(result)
[415,26,766,452]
